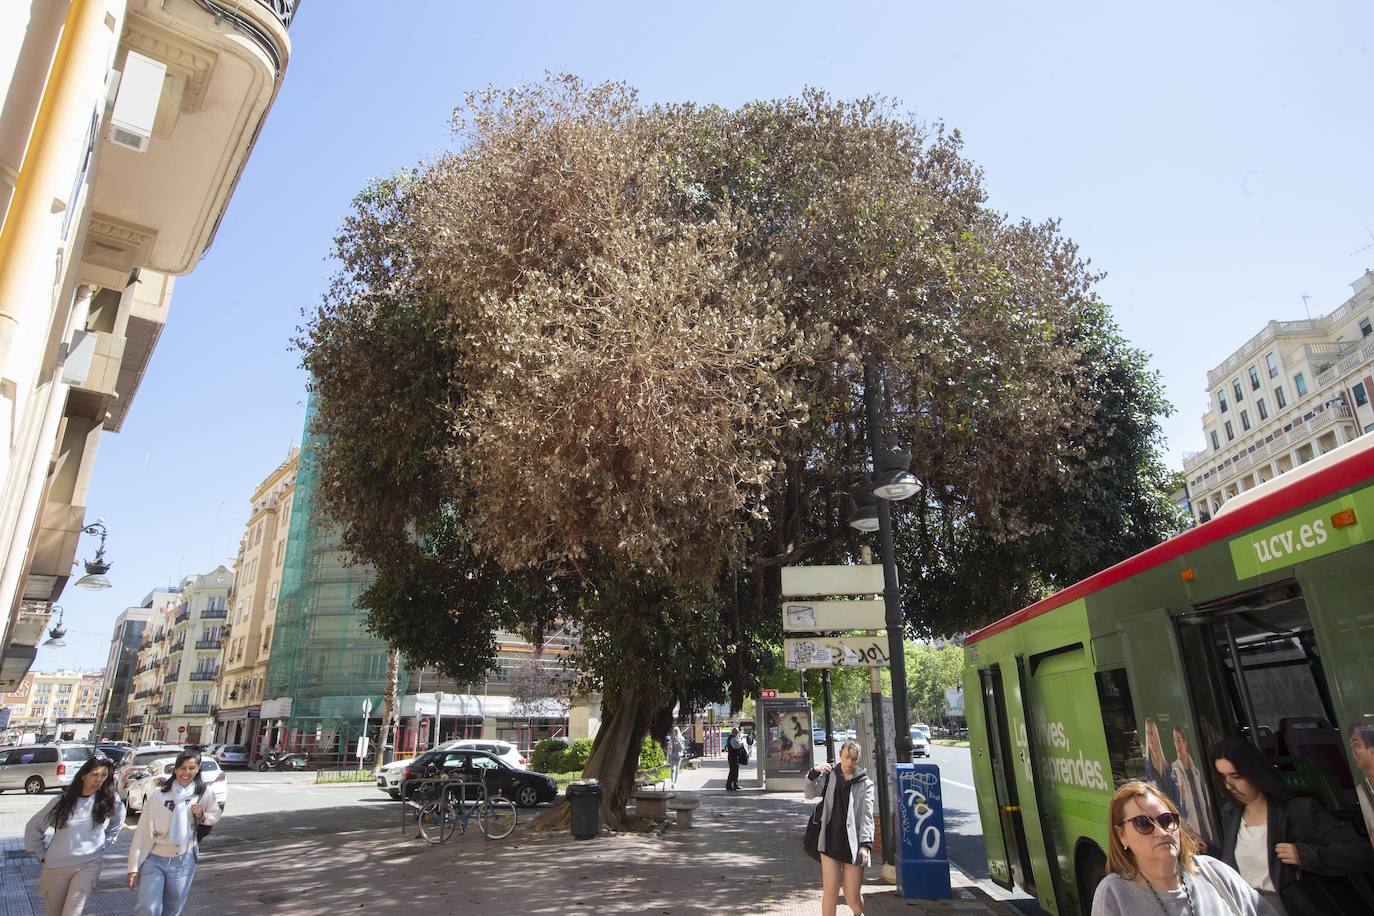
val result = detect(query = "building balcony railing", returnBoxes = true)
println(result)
[255,0,300,28]
[169,640,185,653]
[1189,398,1356,497]
[126,716,144,726]
[1315,333,1374,390]
[155,705,172,715]
[189,671,217,681]
[163,670,180,683]
[175,609,190,623]
[201,608,228,619]
[195,639,221,650]
[182,704,211,715]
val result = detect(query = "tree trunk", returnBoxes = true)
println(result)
[372,645,400,776]
[530,684,655,832]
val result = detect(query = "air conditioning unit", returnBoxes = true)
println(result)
[107,51,166,153]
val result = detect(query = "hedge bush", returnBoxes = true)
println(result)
[529,738,568,774]
[639,735,666,770]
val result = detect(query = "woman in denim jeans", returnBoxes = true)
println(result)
[126,752,221,916]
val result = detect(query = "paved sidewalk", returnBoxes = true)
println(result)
[3,753,1018,915]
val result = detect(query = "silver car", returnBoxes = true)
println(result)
[0,743,93,794]
[216,744,251,768]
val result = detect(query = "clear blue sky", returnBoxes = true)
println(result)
[38,0,1374,671]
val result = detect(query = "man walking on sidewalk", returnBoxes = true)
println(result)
[726,727,746,790]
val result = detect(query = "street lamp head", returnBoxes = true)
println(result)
[74,520,113,590]
[43,607,67,646]
[872,440,919,501]
[849,479,880,533]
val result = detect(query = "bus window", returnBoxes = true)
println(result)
[1094,668,1144,786]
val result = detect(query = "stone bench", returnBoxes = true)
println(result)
[666,796,701,829]
[631,788,674,819]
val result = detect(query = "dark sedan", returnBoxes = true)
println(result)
[401,749,557,808]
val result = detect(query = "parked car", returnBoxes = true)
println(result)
[216,744,251,768]
[126,755,228,814]
[445,739,526,769]
[909,725,930,758]
[0,743,92,794]
[399,749,556,808]
[96,745,134,768]
[116,746,190,804]
[377,739,494,799]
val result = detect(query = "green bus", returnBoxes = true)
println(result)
[963,435,1374,915]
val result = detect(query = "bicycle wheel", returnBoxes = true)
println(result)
[417,800,458,844]
[479,796,517,839]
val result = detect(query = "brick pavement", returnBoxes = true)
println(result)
[3,753,1018,915]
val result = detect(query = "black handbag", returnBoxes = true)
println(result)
[802,800,823,862]
[1280,870,1374,916]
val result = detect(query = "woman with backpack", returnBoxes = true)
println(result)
[805,739,874,916]
[24,753,126,914]
[127,751,221,916]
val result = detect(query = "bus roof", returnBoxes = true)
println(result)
[964,434,1374,646]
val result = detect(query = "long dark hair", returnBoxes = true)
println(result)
[49,756,118,830]
[159,751,206,796]
[1212,737,1292,804]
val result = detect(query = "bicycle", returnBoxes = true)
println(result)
[414,771,517,843]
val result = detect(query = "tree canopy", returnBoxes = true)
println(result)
[298,76,1182,817]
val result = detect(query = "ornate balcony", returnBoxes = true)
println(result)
[190,670,217,681]
[183,704,211,715]
[201,607,228,619]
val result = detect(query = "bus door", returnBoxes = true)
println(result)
[978,664,1037,894]
[1178,580,1365,828]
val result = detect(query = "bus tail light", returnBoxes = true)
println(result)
[1331,509,1357,529]
[1180,567,1197,582]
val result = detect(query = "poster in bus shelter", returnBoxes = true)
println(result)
[759,697,813,786]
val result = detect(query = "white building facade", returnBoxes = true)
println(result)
[1183,270,1374,523]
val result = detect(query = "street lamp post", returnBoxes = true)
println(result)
[862,361,914,767]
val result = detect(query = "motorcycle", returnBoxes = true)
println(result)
[256,751,308,772]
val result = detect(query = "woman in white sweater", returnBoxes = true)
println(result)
[126,751,221,916]
[24,754,126,915]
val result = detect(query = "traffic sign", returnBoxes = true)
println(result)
[783,598,886,633]
[781,564,883,597]
[760,689,778,699]
[785,635,891,669]
[362,698,373,718]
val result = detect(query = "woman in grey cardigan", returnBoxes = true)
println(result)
[805,739,874,916]
[24,754,127,915]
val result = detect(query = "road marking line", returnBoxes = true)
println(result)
[942,777,975,790]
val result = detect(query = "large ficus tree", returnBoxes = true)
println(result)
[300,76,1166,822]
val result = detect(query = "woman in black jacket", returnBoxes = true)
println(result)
[1212,737,1374,915]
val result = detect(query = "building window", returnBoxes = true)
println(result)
[1275,386,1287,409]
[1355,382,1369,407]
[1233,380,1244,402]
[1225,420,1235,441]
[1240,409,1251,431]
[1257,398,1268,421]
[1211,430,1221,450]
[1294,373,1307,397]
[1249,366,1261,390]
[1361,317,1372,338]
[1266,352,1279,378]
[1218,391,1229,413]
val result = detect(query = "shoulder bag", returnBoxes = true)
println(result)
[802,773,827,862]
[1194,857,1242,916]
[1280,870,1374,916]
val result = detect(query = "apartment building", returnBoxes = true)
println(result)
[0,0,298,690]
[126,570,229,744]
[91,604,150,739]
[1183,270,1374,522]
[0,668,103,741]
[214,448,297,750]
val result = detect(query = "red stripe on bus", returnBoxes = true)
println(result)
[964,441,1374,646]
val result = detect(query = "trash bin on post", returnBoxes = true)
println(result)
[567,779,603,840]
[895,763,952,899]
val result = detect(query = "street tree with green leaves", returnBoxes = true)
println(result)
[299,76,1179,823]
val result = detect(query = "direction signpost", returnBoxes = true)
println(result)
[780,561,896,871]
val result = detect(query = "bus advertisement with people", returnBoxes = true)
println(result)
[963,436,1374,915]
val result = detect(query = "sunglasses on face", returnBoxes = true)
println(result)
[1119,812,1181,835]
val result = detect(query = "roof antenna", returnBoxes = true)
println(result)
[1301,293,1312,319]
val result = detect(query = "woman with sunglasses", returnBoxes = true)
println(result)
[1213,737,1374,915]
[1093,780,1275,915]
[127,751,221,916]
[23,754,126,915]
